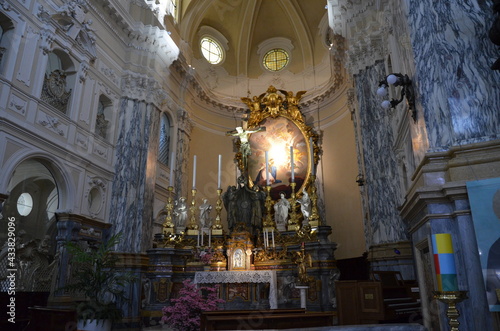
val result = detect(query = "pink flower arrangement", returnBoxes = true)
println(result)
[161,279,224,331]
[193,247,214,265]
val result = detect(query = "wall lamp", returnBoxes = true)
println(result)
[377,73,416,121]
[356,174,365,186]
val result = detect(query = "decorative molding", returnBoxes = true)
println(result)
[8,94,27,115]
[75,132,89,149]
[38,113,65,136]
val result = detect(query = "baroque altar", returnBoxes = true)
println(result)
[142,87,338,325]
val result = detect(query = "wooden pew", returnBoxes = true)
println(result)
[336,271,421,325]
[200,309,334,330]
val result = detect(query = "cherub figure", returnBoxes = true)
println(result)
[279,90,306,122]
[242,93,266,127]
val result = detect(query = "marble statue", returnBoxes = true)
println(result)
[274,192,290,231]
[173,197,188,232]
[298,191,311,225]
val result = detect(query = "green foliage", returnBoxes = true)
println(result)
[62,233,136,324]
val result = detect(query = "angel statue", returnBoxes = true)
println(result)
[279,90,306,122]
[241,93,265,127]
[199,198,213,230]
[294,245,314,285]
[298,191,311,226]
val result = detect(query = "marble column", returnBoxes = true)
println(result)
[406,0,500,152]
[109,99,159,253]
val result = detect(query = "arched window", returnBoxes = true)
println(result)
[2,159,59,245]
[41,51,75,114]
[158,113,172,165]
[0,12,14,74]
[96,95,112,140]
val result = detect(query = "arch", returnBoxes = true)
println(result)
[0,150,75,212]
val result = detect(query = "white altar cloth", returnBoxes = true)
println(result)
[193,270,278,309]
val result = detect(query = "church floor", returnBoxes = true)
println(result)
[142,324,427,331]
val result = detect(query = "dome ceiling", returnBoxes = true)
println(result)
[177,0,337,103]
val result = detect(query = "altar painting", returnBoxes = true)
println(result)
[248,116,309,199]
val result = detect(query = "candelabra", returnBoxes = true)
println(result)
[211,188,224,235]
[262,185,276,250]
[308,175,320,227]
[433,291,468,331]
[288,182,300,231]
[162,186,175,235]
[186,189,199,235]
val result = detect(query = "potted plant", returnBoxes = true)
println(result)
[161,279,224,331]
[63,232,136,331]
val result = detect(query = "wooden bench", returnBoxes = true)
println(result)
[201,309,334,330]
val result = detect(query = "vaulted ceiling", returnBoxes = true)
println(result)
[175,0,337,102]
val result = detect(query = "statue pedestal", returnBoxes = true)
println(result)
[295,285,309,309]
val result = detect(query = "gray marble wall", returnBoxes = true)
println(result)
[407,0,500,152]
[110,99,157,253]
[354,62,408,247]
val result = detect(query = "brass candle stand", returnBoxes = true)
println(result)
[263,185,274,229]
[262,185,276,250]
[162,186,175,235]
[186,189,199,235]
[288,182,299,231]
[433,291,468,331]
[211,188,224,235]
[308,175,320,227]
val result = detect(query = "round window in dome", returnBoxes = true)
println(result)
[263,48,289,72]
[200,37,223,64]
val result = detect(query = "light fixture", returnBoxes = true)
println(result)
[377,73,416,121]
[356,174,365,186]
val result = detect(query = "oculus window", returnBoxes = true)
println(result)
[263,49,289,72]
[200,37,223,64]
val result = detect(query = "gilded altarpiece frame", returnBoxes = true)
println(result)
[240,86,319,200]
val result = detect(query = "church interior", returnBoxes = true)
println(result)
[1,0,500,330]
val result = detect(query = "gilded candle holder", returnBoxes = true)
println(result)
[186,189,199,235]
[211,188,224,235]
[288,182,299,231]
[308,175,320,227]
[162,186,175,234]
[433,290,468,331]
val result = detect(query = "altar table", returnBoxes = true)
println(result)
[193,270,278,309]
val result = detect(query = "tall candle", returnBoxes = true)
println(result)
[432,233,458,291]
[265,151,270,186]
[218,154,222,189]
[309,137,315,175]
[290,146,294,182]
[169,152,175,187]
[192,155,197,189]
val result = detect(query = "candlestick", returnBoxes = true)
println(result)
[271,229,275,248]
[186,189,199,235]
[433,291,468,331]
[288,182,299,231]
[169,152,175,187]
[217,154,222,189]
[290,146,294,182]
[308,175,320,227]
[208,231,211,247]
[192,155,197,189]
[212,188,224,235]
[265,151,270,186]
[162,185,175,234]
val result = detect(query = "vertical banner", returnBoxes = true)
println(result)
[467,177,500,312]
[432,233,458,291]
